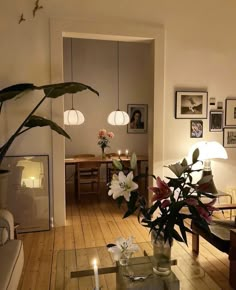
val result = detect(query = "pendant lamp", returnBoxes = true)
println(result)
[107,42,130,126]
[64,38,85,125]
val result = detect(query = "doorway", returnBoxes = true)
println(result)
[50,19,164,227]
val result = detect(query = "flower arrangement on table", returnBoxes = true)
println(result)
[97,129,114,158]
[107,236,139,265]
[108,150,218,247]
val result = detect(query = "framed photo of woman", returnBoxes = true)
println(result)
[127,104,148,133]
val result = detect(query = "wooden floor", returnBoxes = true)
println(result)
[17,184,234,290]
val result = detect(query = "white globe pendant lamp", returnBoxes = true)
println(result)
[64,38,85,126]
[107,42,130,126]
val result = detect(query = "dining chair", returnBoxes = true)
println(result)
[106,153,130,184]
[77,161,101,200]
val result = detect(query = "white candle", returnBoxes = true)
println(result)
[93,259,99,290]
[125,149,129,157]
[118,150,121,157]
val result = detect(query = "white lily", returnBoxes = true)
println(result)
[108,236,139,261]
[108,171,138,201]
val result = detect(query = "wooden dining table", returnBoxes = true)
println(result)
[65,155,148,196]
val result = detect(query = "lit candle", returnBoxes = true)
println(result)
[118,150,121,157]
[93,259,99,290]
[125,149,129,158]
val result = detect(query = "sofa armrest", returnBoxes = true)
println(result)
[0,209,14,240]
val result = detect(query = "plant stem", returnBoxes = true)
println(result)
[0,88,53,165]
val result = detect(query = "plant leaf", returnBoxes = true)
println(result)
[24,115,71,139]
[130,153,137,170]
[39,82,99,98]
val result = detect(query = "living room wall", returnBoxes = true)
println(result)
[1,0,236,225]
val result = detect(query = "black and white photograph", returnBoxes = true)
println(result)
[223,128,236,147]
[127,104,148,133]
[209,110,223,132]
[190,120,203,138]
[225,98,236,126]
[175,91,208,119]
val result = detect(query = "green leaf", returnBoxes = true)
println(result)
[130,153,137,170]
[24,115,71,139]
[166,163,188,177]
[0,83,36,111]
[39,82,99,98]
[112,159,123,170]
[192,148,199,163]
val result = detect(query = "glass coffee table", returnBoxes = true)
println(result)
[55,242,221,290]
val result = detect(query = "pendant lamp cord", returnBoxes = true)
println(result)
[117,42,120,110]
[71,38,74,109]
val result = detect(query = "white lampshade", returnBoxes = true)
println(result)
[64,109,85,125]
[107,110,130,126]
[189,141,228,160]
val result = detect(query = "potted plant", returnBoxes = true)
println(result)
[0,82,99,207]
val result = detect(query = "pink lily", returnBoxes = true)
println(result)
[196,199,218,223]
[149,177,172,202]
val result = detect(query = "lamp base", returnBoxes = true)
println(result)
[201,170,218,194]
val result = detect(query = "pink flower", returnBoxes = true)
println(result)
[196,199,218,223]
[149,177,172,202]
[186,198,198,206]
[161,200,171,208]
[107,132,114,138]
[98,129,107,137]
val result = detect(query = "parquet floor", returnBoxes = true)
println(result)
[17,184,233,290]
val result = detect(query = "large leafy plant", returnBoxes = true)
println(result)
[0,82,99,170]
[108,150,217,245]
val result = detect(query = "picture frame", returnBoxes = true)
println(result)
[209,110,223,132]
[1,155,50,233]
[225,98,236,126]
[190,120,203,138]
[223,128,236,148]
[175,91,208,119]
[127,104,148,133]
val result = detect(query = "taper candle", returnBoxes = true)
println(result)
[93,259,99,290]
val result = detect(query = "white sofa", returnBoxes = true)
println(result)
[0,209,24,290]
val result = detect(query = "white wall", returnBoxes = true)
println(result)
[1,0,236,224]
[63,38,152,157]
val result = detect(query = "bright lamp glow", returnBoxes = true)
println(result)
[189,141,228,193]
[189,141,228,160]
[107,110,130,125]
[64,109,85,125]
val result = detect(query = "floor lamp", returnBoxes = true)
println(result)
[189,141,228,193]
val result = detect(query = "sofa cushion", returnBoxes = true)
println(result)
[0,240,24,290]
[0,227,8,246]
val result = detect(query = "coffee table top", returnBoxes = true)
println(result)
[55,242,221,290]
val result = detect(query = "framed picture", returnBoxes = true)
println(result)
[190,120,203,138]
[1,155,50,233]
[175,91,208,119]
[223,128,236,147]
[225,98,236,126]
[209,110,223,132]
[127,104,148,133]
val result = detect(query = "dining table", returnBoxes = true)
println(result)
[65,154,148,196]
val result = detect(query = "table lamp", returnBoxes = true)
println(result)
[188,141,228,193]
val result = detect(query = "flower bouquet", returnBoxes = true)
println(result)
[107,236,139,266]
[108,150,218,246]
[97,129,114,158]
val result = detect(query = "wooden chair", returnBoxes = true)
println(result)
[106,153,130,184]
[77,161,101,200]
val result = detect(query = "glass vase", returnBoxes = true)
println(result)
[119,250,133,266]
[151,230,172,276]
[101,147,106,159]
